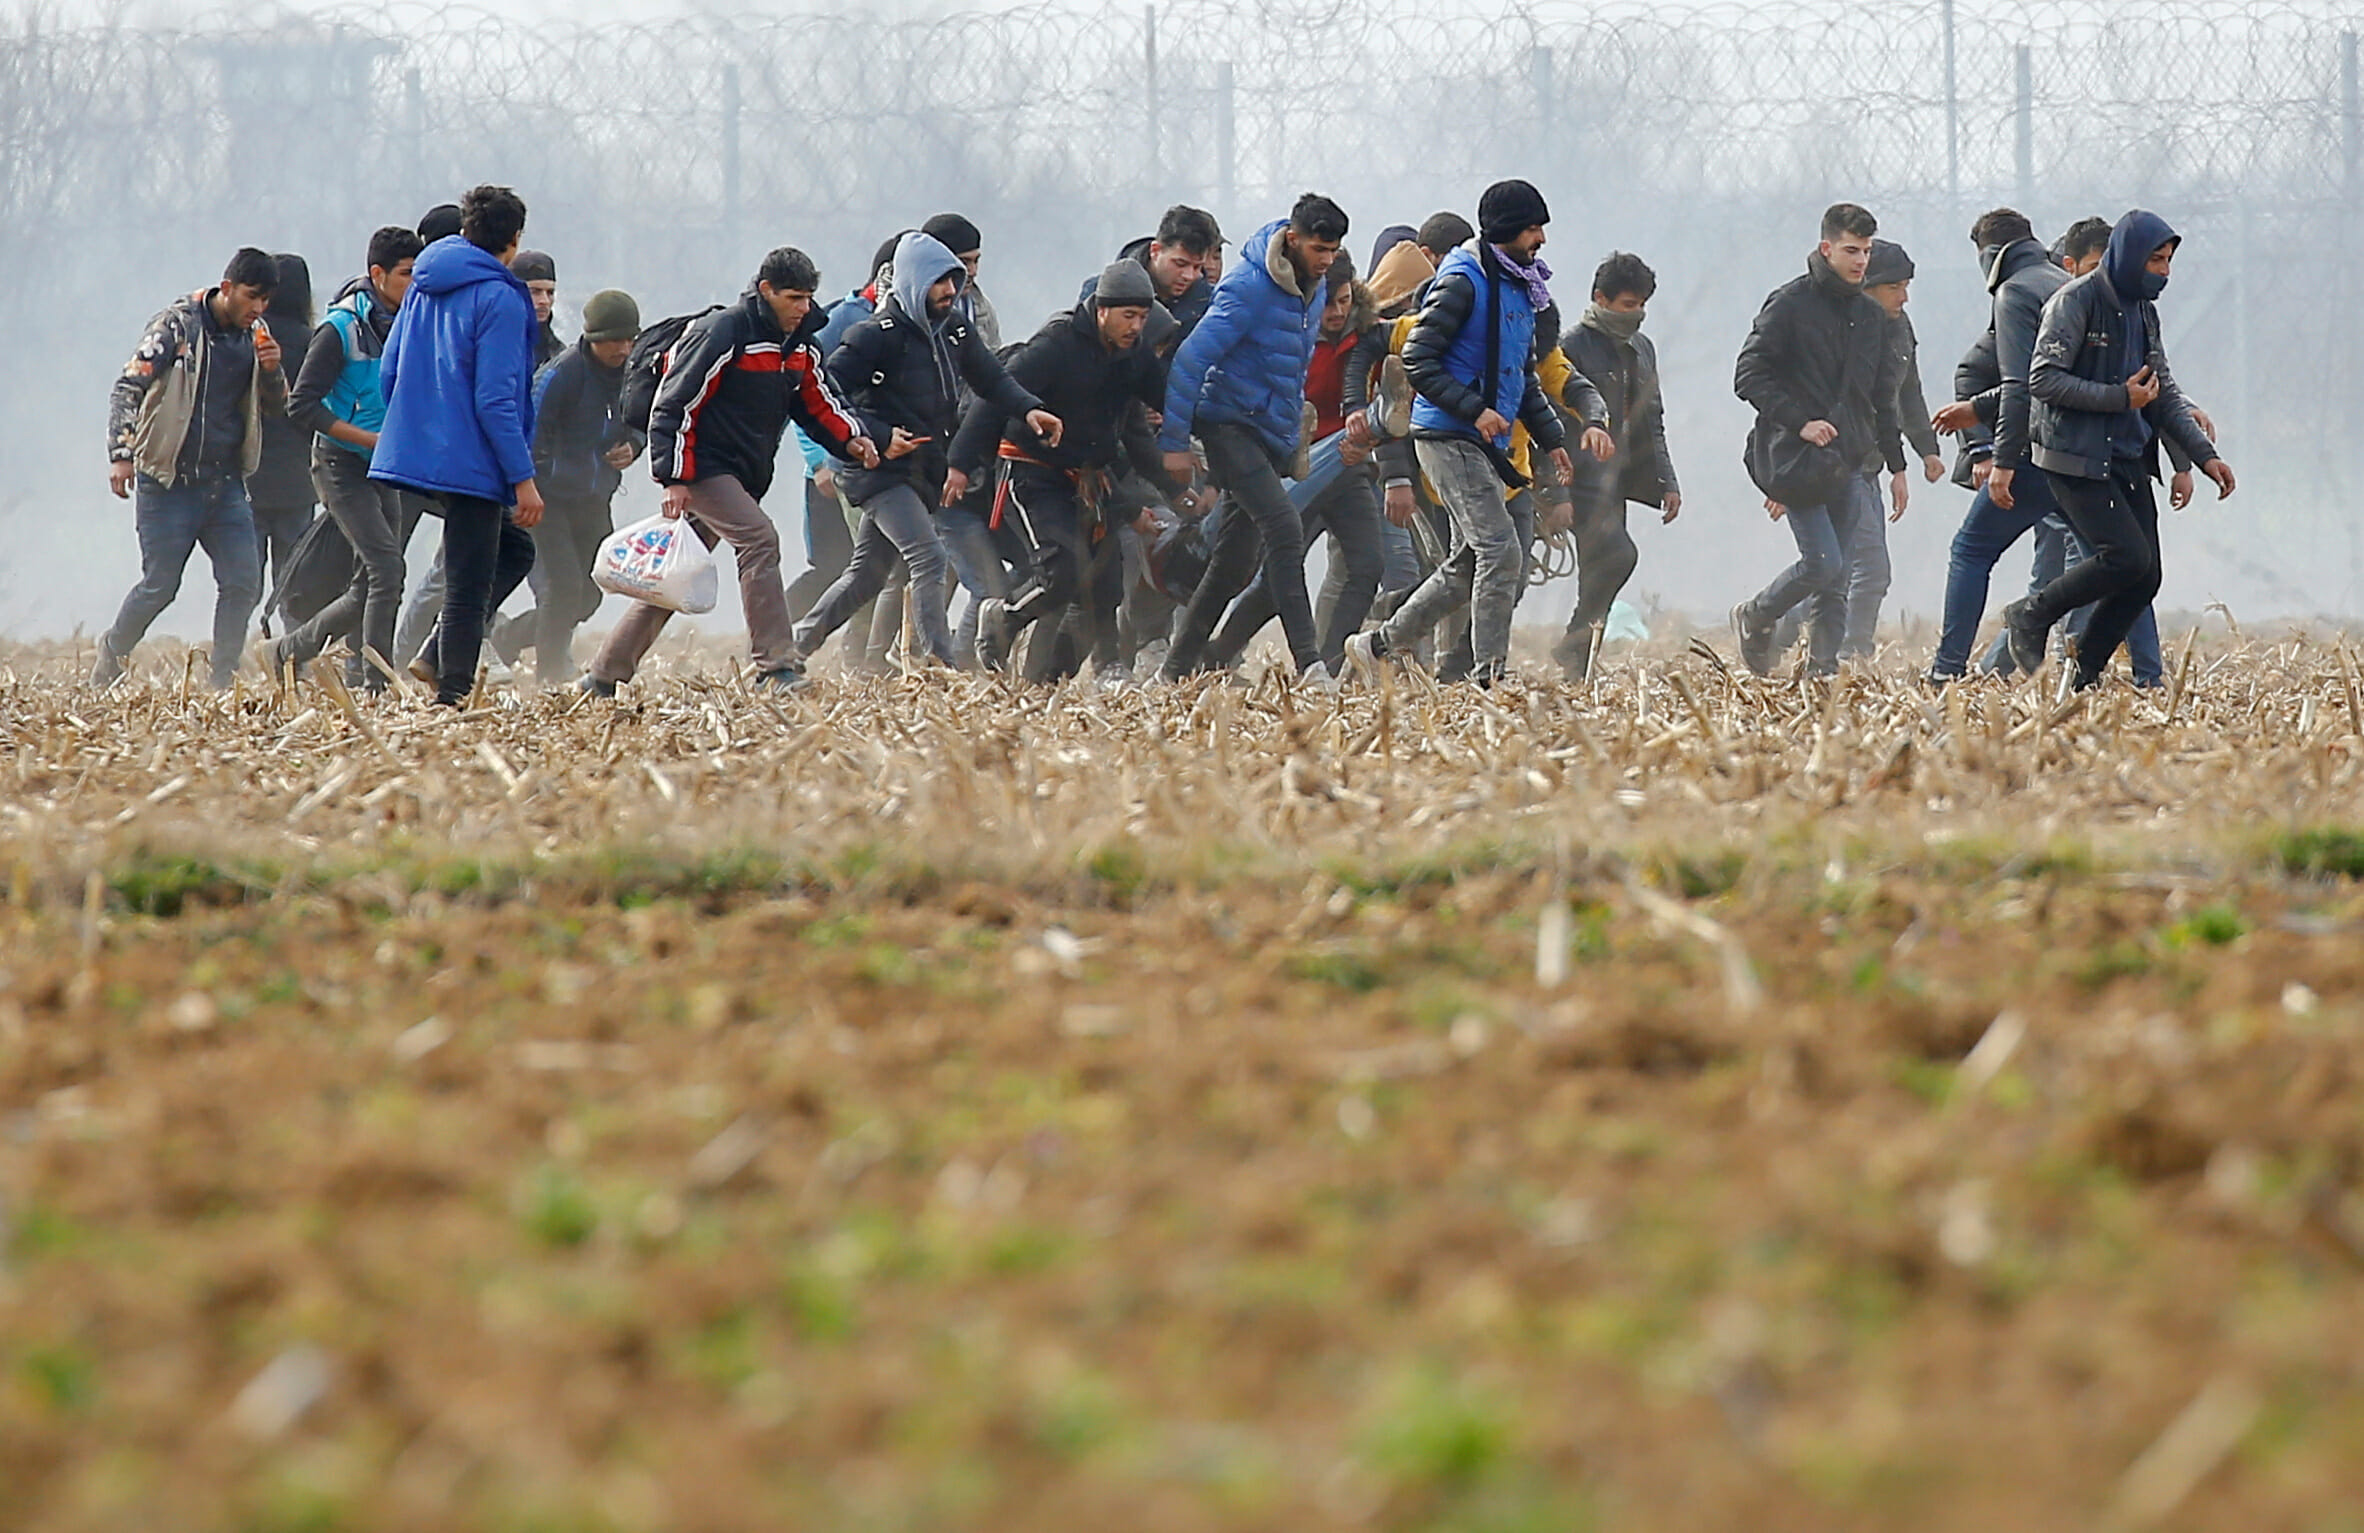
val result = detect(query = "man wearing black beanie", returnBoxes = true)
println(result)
[1346,179,1579,689]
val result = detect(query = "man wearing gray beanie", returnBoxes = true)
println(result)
[953,258,1175,683]
[492,289,643,685]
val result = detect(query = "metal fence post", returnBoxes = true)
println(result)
[721,63,741,273]
[2014,44,2033,206]
[1215,61,1235,218]
[1145,5,1160,194]
[1942,0,1960,216]
[2345,30,2359,198]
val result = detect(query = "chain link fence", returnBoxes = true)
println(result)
[3,0,2358,632]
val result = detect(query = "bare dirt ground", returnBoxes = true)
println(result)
[4,628,2364,1532]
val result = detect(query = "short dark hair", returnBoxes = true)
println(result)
[1155,204,1223,257]
[460,184,527,255]
[1325,249,1358,291]
[1820,202,1878,241]
[1290,192,1349,244]
[1416,212,1475,257]
[1969,207,2034,250]
[368,226,425,274]
[2061,216,2112,264]
[1591,251,1657,302]
[757,246,821,294]
[223,247,278,292]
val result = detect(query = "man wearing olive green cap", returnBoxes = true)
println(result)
[492,288,643,684]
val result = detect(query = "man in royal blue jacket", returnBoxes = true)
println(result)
[1157,192,1348,686]
[371,184,544,706]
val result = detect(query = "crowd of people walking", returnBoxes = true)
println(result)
[92,179,2233,706]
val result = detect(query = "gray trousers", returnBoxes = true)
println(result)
[791,481,957,667]
[284,442,413,685]
[588,474,795,682]
[1378,438,1524,679]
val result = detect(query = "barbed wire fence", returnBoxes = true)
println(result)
[3,0,2359,631]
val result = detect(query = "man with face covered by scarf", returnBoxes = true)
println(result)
[785,231,1059,677]
[2000,209,2234,692]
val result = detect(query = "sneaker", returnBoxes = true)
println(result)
[973,597,1014,672]
[576,673,619,699]
[1298,659,1340,695]
[251,634,293,686]
[1090,663,1135,695]
[1730,602,1774,677]
[1375,354,1414,438]
[1343,630,1393,683]
[1287,400,1317,480]
[407,655,438,690]
[2000,598,2048,676]
[88,634,125,689]
[752,665,808,694]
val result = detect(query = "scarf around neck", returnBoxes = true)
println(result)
[1490,244,1553,312]
[1582,302,1644,343]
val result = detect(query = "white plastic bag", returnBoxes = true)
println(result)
[593,512,719,614]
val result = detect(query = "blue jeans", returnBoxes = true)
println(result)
[1744,472,1877,675]
[106,473,261,687]
[1935,470,2062,679]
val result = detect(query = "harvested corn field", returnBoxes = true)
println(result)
[4,630,2364,1532]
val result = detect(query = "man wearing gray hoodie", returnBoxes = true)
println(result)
[785,232,1059,677]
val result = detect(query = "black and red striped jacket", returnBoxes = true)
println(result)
[648,290,870,500]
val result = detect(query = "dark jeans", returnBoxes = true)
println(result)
[105,472,261,688]
[494,494,612,683]
[2027,462,2161,689]
[1741,472,1877,675]
[786,475,857,621]
[422,494,534,705]
[250,499,315,610]
[1969,512,2164,684]
[283,443,414,687]
[1556,492,1641,676]
[1206,462,1386,670]
[1934,468,2063,679]
[1163,423,1320,677]
[998,465,1125,681]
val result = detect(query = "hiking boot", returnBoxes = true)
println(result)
[2000,598,2048,676]
[1287,400,1317,480]
[576,673,619,699]
[752,665,808,695]
[88,634,125,689]
[1730,602,1774,676]
[973,597,1014,672]
[1375,354,1414,438]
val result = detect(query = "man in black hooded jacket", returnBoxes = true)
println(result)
[788,231,1058,675]
[2000,209,2233,691]
[953,260,1174,682]
[1729,202,1907,678]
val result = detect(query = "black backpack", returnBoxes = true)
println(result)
[616,305,724,442]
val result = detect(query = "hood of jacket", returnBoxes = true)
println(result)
[1254,221,1316,301]
[2104,209,2178,303]
[411,236,529,303]
[888,232,966,331]
[1983,236,2053,294]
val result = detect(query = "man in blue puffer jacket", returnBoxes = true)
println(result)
[1999,208,2234,692]
[1346,179,1577,688]
[1157,192,1349,685]
[372,184,545,707]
